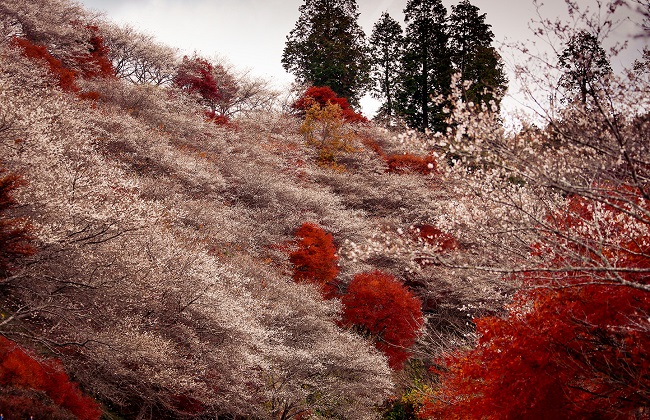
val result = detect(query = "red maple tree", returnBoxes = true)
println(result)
[341,271,423,369]
[293,86,367,123]
[0,337,102,420]
[419,189,650,419]
[289,222,340,299]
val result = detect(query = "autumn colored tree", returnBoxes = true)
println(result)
[173,55,238,121]
[0,169,34,278]
[289,222,340,299]
[341,271,424,369]
[173,56,221,108]
[0,337,102,420]
[292,86,367,123]
[419,190,650,419]
[409,224,457,251]
[386,154,437,175]
[74,25,115,79]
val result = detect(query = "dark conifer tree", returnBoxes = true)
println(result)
[397,0,451,133]
[369,12,403,124]
[448,0,507,109]
[281,0,371,106]
[558,30,612,106]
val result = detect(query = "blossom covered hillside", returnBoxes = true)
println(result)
[0,0,649,419]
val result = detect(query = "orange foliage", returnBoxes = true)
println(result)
[0,170,35,277]
[12,38,80,92]
[419,188,650,419]
[386,154,437,175]
[293,86,367,124]
[289,222,339,299]
[0,337,102,420]
[12,35,112,101]
[341,271,423,369]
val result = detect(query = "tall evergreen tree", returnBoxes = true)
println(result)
[558,30,612,105]
[281,0,371,106]
[369,12,403,124]
[448,0,507,108]
[397,0,451,133]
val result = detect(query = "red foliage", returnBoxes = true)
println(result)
[293,86,367,123]
[170,394,204,415]
[174,56,222,109]
[289,222,339,299]
[74,26,115,79]
[0,170,35,277]
[386,154,437,175]
[204,110,233,128]
[12,38,79,92]
[410,224,458,252]
[341,271,424,369]
[360,136,388,160]
[0,337,102,420]
[419,188,650,419]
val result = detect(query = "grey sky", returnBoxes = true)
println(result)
[78,0,646,116]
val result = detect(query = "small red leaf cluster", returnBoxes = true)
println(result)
[75,25,115,79]
[0,337,102,420]
[410,224,458,252]
[360,135,388,160]
[341,271,423,370]
[386,154,437,175]
[289,222,340,299]
[360,135,439,176]
[204,110,233,127]
[0,170,35,277]
[293,86,367,123]
[419,188,650,419]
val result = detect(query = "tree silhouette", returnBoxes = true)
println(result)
[398,0,451,133]
[448,0,507,108]
[558,30,612,105]
[282,0,371,106]
[369,12,404,124]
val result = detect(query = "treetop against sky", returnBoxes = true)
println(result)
[78,0,645,116]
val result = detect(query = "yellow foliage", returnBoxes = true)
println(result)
[300,102,356,169]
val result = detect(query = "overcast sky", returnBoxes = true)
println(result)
[78,0,646,117]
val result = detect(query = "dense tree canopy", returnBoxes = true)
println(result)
[282,0,371,106]
[448,0,507,108]
[398,0,452,133]
[420,191,650,419]
[369,12,404,124]
[341,271,424,369]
